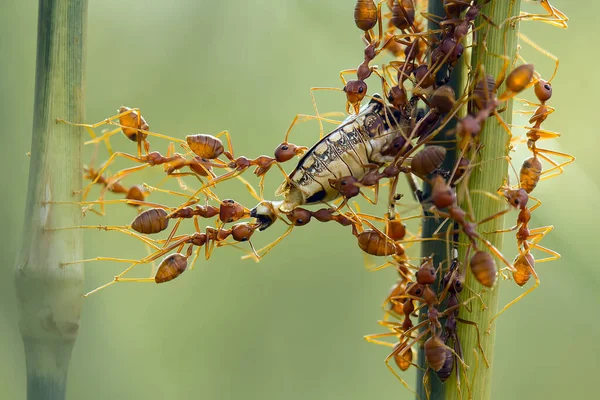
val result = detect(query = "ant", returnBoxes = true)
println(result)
[482,185,559,331]
[58,106,180,156]
[513,78,574,193]
[242,203,359,260]
[365,256,484,393]
[62,219,262,297]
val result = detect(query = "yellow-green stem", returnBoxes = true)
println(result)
[14,1,87,399]
[444,1,522,399]
[417,1,523,399]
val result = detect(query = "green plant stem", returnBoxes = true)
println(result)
[14,1,88,399]
[446,2,522,400]
[417,1,522,399]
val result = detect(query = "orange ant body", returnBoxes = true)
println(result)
[516,79,574,192]
[82,165,149,214]
[58,106,176,156]
[483,187,559,330]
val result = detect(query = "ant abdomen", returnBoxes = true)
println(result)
[513,252,535,286]
[424,335,447,372]
[354,0,378,31]
[470,251,497,288]
[186,134,224,159]
[131,208,169,234]
[411,146,446,177]
[155,253,188,283]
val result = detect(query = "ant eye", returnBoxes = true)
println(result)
[544,84,551,90]
[281,145,289,150]
[358,87,364,94]
[343,86,347,92]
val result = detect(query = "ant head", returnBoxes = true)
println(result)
[287,207,312,227]
[328,176,360,198]
[504,188,529,209]
[431,174,456,209]
[274,142,305,163]
[343,80,368,108]
[534,79,552,102]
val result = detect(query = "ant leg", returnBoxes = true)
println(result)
[187,245,203,271]
[163,219,183,248]
[60,256,140,268]
[203,169,246,190]
[456,317,490,367]
[526,226,560,262]
[477,207,512,227]
[51,225,161,250]
[518,33,560,82]
[487,258,539,333]
[384,352,419,397]
[113,277,155,283]
[512,125,560,141]
[78,151,149,195]
[530,243,560,263]
[364,332,398,348]
[143,183,201,202]
[357,184,378,205]
[215,240,260,261]
[505,0,568,29]
[105,164,150,189]
[475,235,517,272]
[58,107,139,153]
[368,259,396,273]
[204,237,216,260]
[48,198,168,210]
[84,127,121,154]
[241,225,294,260]
[309,86,346,137]
[534,148,575,179]
[283,113,345,143]
[513,98,555,116]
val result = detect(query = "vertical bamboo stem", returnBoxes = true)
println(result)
[14,1,88,399]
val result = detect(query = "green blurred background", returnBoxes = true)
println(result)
[1,0,598,399]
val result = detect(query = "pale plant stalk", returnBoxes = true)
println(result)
[14,1,88,399]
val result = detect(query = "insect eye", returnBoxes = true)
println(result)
[358,87,364,94]
[281,145,289,150]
